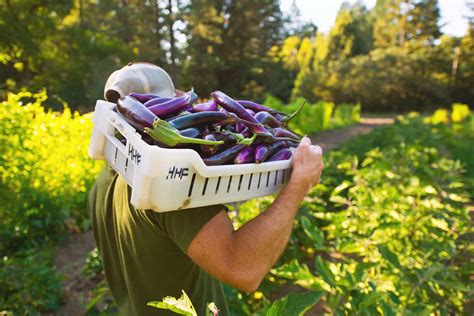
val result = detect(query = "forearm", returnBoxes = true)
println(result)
[228,179,308,285]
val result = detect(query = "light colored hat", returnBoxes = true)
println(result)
[104,62,175,102]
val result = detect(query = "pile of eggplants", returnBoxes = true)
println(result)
[114,90,304,166]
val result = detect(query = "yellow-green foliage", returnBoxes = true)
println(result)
[451,103,470,122]
[429,104,471,125]
[0,90,102,251]
[431,108,450,124]
[264,95,360,135]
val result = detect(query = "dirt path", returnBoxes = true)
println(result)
[53,116,395,315]
[54,230,96,315]
[309,117,395,151]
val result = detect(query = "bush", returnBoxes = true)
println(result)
[451,103,470,123]
[0,249,62,314]
[0,90,103,314]
[229,113,472,315]
[0,90,103,253]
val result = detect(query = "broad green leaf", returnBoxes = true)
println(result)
[271,259,314,281]
[315,256,336,287]
[378,245,402,269]
[430,218,449,231]
[329,195,349,205]
[332,180,352,195]
[422,264,443,281]
[326,291,343,310]
[354,262,377,283]
[148,290,197,316]
[434,278,469,291]
[338,241,364,254]
[358,291,385,309]
[300,216,325,248]
[266,292,324,316]
[379,300,397,316]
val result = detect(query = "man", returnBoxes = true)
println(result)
[90,63,323,315]
[88,136,323,315]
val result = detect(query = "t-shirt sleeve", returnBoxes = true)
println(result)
[153,204,226,253]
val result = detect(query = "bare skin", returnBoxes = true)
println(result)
[188,136,324,292]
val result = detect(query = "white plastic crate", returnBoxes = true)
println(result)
[89,100,293,212]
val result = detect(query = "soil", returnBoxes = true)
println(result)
[53,116,395,315]
[53,231,96,315]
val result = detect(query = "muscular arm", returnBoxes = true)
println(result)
[188,138,323,292]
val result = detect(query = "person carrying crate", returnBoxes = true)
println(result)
[88,63,324,315]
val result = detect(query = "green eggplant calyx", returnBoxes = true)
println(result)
[238,133,257,146]
[145,119,224,146]
[226,131,257,146]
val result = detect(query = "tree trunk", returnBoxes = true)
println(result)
[167,0,178,86]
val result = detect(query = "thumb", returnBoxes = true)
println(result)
[300,136,311,146]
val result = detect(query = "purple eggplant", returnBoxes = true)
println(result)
[234,146,255,164]
[211,91,267,134]
[237,100,287,115]
[246,109,256,116]
[235,123,246,133]
[200,134,221,156]
[168,111,232,129]
[254,112,282,128]
[206,131,232,143]
[267,148,293,161]
[168,111,263,132]
[184,105,195,113]
[274,113,287,121]
[241,127,251,138]
[254,144,269,163]
[267,141,288,155]
[147,90,198,117]
[144,97,173,107]
[193,100,218,112]
[258,133,299,143]
[116,96,157,131]
[180,127,201,138]
[145,120,224,147]
[129,93,160,103]
[203,144,247,166]
[271,127,302,140]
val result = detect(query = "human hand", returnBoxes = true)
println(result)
[289,137,323,193]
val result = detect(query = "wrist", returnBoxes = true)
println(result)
[286,176,311,199]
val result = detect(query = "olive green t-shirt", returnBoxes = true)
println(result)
[88,165,230,315]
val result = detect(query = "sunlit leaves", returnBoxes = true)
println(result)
[148,290,197,316]
[265,292,324,316]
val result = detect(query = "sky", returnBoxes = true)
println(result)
[280,0,470,37]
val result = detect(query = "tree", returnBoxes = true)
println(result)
[182,0,285,99]
[373,0,441,48]
[291,1,373,101]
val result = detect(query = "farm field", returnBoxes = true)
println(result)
[1,1,473,315]
[1,92,472,315]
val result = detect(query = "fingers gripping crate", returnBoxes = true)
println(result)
[89,100,293,212]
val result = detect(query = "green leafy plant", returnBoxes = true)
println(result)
[0,90,103,314]
[229,112,473,315]
[264,96,360,135]
[148,290,218,316]
[265,292,324,316]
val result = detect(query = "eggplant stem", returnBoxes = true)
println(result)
[283,100,306,123]
[145,119,223,146]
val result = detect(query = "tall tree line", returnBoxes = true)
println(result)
[0,0,285,110]
[278,0,473,111]
[0,0,472,111]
